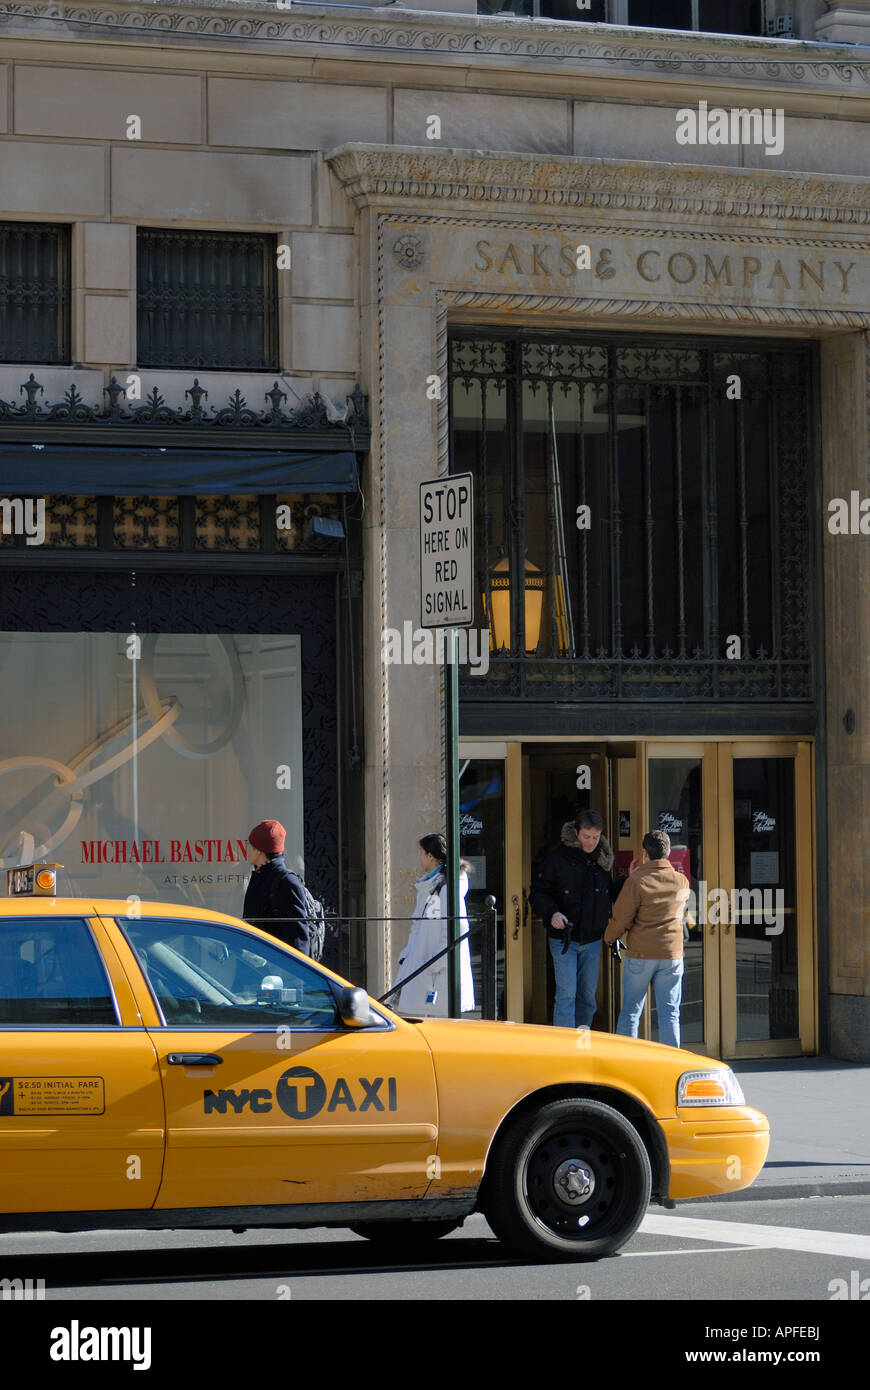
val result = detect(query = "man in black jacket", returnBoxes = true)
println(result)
[242,819,310,954]
[530,809,616,1029]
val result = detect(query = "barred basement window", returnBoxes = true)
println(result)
[137,229,279,371]
[0,223,70,365]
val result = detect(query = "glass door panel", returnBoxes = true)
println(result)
[648,756,705,1047]
[458,757,506,1019]
[732,758,798,1043]
[719,742,813,1058]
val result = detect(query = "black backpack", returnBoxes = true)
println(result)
[265,873,327,962]
[301,884,327,963]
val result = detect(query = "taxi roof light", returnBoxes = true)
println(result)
[677,1068,746,1107]
[6,861,64,898]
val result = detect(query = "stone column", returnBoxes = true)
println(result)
[359,210,444,994]
[819,331,870,1061]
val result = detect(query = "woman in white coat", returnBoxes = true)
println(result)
[396,833,475,1017]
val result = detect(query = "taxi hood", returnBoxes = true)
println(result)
[411,1016,713,1069]
[408,1017,735,1121]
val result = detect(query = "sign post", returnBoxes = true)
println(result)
[419,472,474,1018]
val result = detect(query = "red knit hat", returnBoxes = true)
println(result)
[248,819,286,854]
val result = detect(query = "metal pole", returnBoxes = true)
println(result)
[445,626,461,1017]
[483,894,497,1020]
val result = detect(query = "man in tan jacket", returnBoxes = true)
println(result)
[603,829,690,1048]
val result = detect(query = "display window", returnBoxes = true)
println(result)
[0,632,304,916]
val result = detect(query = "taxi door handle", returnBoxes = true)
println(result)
[167,1053,223,1066]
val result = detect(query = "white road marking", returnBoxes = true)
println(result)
[623,1245,761,1257]
[640,1213,870,1261]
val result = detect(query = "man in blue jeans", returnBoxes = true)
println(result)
[604,830,690,1048]
[530,810,617,1029]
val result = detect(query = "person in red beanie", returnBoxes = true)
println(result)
[242,819,310,953]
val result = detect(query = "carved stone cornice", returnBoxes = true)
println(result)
[328,144,870,230]
[440,289,870,332]
[2,1,869,97]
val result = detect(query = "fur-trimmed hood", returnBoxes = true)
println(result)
[560,821,615,873]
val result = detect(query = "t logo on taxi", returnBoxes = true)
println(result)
[276,1066,328,1118]
[203,1066,397,1118]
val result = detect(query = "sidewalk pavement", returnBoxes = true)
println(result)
[684,1057,870,1204]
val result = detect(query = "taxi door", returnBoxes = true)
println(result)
[0,908,164,1215]
[104,913,438,1212]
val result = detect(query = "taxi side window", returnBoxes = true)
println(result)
[121,919,339,1029]
[0,919,118,1026]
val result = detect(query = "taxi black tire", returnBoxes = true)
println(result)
[483,1097,651,1261]
[349,1219,462,1246]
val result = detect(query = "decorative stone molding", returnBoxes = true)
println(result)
[392,233,425,269]
[440,290,870,331]
[329,145,870,229]
[0,374,371,447]
[3,1,869,95]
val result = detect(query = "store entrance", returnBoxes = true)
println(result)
[511,740,816,1059]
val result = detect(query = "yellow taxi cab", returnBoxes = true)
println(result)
[0,865,770,1261]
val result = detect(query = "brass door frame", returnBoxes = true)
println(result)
[463,736,817,1051]
[720,740,816,1058]
[524,746,610,1027]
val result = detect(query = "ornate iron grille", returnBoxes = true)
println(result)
[0,223,70,365]
[114,496,181,550]
[1,494,353,556]
[137,229,278,371]
[195,495,260,551]
[450,330,814,705]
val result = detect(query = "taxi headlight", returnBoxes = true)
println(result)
[677,1068,745,1107]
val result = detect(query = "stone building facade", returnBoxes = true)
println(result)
[0,0,868,1057]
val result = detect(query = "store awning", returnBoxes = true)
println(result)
[0,444,359,495]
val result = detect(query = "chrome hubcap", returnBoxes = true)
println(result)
[553,1159,596,1204]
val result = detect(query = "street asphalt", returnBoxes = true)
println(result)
[686,1057,870,1203]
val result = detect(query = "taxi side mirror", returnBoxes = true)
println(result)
[338,986,372,1028]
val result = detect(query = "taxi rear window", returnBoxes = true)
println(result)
[0,918,118,1026]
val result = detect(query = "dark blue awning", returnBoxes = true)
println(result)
[0,444,359,495]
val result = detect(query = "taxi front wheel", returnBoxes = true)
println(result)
[483,1098,651,1261]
